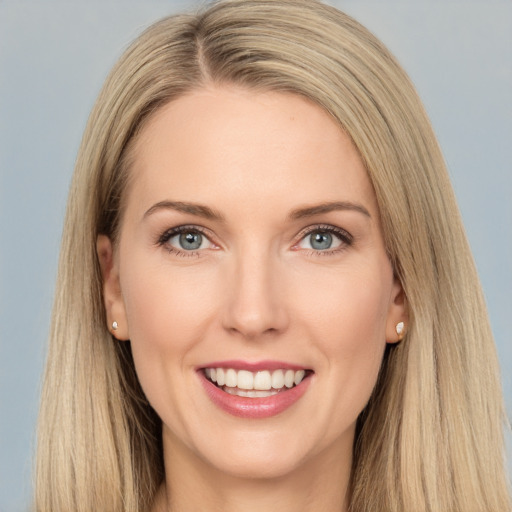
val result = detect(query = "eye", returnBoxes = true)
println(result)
[157,226,217,255]
[295,226,352,253]
[307,232,337,250]
[170,231,208,251]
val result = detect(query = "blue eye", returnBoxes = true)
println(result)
[158,226,215,254]
[309,232,333,250]
[296,226,351,253]
[176,231,204,250]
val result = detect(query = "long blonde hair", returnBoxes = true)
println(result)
[35,1,511,510]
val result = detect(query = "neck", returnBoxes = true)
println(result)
[153,428,352,512]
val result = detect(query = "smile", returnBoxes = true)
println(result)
[199,364,313,418]
[204,368,307,397]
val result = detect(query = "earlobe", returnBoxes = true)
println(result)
[96,235,129,340]
[385,278,408,344]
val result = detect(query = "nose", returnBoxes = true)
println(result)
[221,245,289,340]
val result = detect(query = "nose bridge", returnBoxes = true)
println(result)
[223,239,288,338]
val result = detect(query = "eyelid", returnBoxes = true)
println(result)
[157,224,212,244]
[156,224,219,256]
[156,223,353,256]
[292,224,354,251]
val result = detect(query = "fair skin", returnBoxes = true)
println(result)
[97,86,406,512]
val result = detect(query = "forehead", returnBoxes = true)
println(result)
[125,86,377,218]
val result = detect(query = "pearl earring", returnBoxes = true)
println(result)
[396,321,405,340]
[111,321,118,331]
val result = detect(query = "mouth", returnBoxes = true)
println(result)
[203,367,311,398]
[199,360,314,418]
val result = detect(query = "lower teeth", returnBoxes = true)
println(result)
[221,386,282,398]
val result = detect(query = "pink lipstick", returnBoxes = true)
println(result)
[198,361,312,418]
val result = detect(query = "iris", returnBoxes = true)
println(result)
[310,232,332,250]
[180,232,203,250]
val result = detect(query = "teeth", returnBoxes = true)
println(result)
[206,367,307,392]
[216,368,225,386]
[254,371,271,390]
[237,370,254,390]
[223,387,280,398]
[225,368,237,387]
[294,369,305,385]
[284,369,294,388]
[271,369,284,389]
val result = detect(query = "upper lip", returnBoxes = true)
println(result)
[198,360,310,371]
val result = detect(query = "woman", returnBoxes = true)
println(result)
[35,0,511,510]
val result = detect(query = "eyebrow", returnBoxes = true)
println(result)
[288,201,371,220]
[143,199,370,222]
[143,200,225,221]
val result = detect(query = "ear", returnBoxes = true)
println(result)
[385,277,408,344]
[96,234,129,340]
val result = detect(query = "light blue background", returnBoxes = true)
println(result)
[1,1,510,510]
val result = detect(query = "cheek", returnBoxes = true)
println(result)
[299,263,391,345]
[123,256,218,340]
[119,258,220,404]
[297,264,391,404]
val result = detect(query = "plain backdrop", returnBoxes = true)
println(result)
[1,1,511,510]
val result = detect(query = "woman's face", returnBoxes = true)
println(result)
[98,87,405,480]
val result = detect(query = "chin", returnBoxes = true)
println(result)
[206,449,307,481]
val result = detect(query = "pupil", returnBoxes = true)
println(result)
[311,232,332,250]
[179,232,202,250]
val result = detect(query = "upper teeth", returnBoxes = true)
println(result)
[205,368,306,390]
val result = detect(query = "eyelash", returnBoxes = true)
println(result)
[294,224,354,256]
[156,224,354,258]
[157,225,214,258]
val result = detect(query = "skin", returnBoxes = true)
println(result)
[97,86,406,512]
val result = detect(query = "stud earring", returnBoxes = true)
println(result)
[111,321,118,331]
[396,321,405,340]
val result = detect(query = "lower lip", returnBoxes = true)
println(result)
[199,371,311,419]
